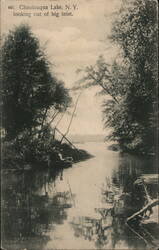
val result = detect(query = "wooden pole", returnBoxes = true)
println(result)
[54,127,78,150]
[61,92,82,143]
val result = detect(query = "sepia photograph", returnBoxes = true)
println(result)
[1,0,158,249]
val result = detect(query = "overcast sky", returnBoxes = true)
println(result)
[2,0,122,135]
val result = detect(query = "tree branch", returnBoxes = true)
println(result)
[61,92,82,143]
[87,71,119,104]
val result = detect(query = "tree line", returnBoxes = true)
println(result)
[1,24,71,140]
[1,24,90,169]
[75,0,157,154]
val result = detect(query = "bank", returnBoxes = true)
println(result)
[2,136,92,171]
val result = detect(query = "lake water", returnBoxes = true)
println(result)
[2,142,158,250]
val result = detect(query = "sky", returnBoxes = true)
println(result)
[2,0,122,135]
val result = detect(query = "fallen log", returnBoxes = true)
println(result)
[134,174,158,185]
[141,205,158,224]
[126,199,159,223]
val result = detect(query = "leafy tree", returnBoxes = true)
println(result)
[109,0,157,153]
[74,0,157,153]
[1,24,71,139]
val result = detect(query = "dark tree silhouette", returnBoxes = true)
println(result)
[1,24,71,140]
[74,0,157,154]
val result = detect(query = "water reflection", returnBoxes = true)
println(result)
[2,142,158,250]
[2,169,72,250]
[70,176,146,249]
[70,149,158,249]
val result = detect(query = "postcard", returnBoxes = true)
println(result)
[1,0,158,249]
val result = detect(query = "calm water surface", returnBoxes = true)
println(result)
[2,142,158,250]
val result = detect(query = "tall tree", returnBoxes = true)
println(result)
[1,24,71,139]
[74,0,157,153]
[109,0,158,152]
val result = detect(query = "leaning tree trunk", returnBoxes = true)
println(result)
[60,92,82,143]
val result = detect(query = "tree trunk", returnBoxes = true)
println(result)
[126,199,159,223]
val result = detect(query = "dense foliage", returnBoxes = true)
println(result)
[75,0,157,154]
[1,24,91,170]
[108,0,158,153]
[1,24,71,140]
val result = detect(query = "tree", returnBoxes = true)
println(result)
[74,0,157,153]
[1,24,71,140]
[109,0,158,152]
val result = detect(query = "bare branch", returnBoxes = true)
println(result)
[61,92,82,143]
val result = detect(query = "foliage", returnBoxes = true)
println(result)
[2,134,91,169]
[1,24,71,140]
[107,0,157,153]
[74,0,157,154]
[1,24,90,171]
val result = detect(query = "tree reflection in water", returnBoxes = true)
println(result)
[2,152,158,250]
[2,168,72,250]
[70,153,158,249]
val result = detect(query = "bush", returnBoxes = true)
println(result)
[2,131,92,170]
